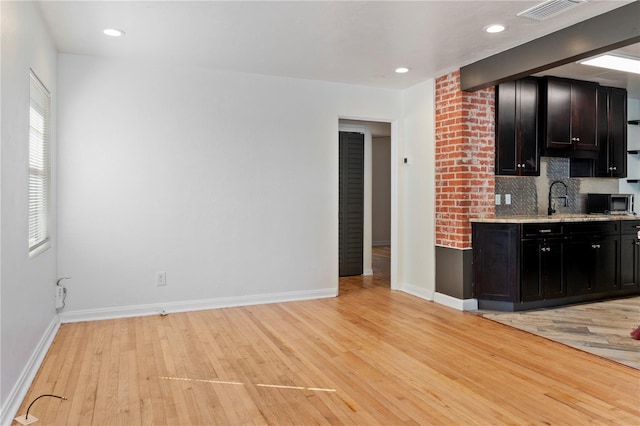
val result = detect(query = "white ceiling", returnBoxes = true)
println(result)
[37,0,638,92]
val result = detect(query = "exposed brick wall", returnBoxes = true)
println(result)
[435,71,495,249]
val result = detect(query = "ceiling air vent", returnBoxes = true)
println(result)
[517,0,586,21]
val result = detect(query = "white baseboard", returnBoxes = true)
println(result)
[433,292,478,311]
[363,268,374,276]
[59,288,338,323]
[1,316,60,426]
[399,282,434,301]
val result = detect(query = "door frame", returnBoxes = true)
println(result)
[338,119,398,290]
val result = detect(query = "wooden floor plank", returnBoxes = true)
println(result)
[14,247,640,425]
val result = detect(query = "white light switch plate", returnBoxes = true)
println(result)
[495,194,501,205]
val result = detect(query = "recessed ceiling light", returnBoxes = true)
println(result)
[395,67,410,74]
[484,24,506,34]
[579,54,640,75]
[103,28,125,37]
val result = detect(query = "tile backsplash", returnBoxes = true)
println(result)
[495,157,619,216]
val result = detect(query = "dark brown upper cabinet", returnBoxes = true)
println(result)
[595,86,627,178]
[495,77,540,176]
[542,77,598,155]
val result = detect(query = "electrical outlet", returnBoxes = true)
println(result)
[156,271,167,286]
[55,285,65,309]
[505,194,511,205]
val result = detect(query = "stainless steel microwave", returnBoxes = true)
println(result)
[587,193,635,215]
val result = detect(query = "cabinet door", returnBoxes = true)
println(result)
[518,78,540,176]
[564,239,594,295]
[592,236,619,292]
[545,79,573,149]
[595,87,628,177]
[542,240,564,298]
[472,223,520,301]
[521,240,563,302]
[608,88,627,177]
[595,87,610,176]
[495,81,518,175]
[496,78,540,176]
[521,241,543,301]
[571,82,598,151]
[620,234,640,289]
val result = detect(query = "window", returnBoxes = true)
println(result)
[29,70,51,255]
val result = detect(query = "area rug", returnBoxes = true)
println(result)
[477,296,640,370]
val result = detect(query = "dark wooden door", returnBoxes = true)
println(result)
[595,86,610,176]
[339,132,364,277]
[472,223,520,301]
[521,240,544,301]
[609,88,627,177]
[496,78,540,176]
[521,239,563,302]
[564,239,594,295]
[592,235,619,292]
[518,78,540,175]
[545,78,573,149]
[620,233,640,289]
[496,80,518,175]
[571,81,598,151]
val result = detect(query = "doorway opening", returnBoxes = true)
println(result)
[338,120,393,289]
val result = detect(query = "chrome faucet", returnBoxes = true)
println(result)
[548,180,568,216]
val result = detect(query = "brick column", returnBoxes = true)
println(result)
[434,71,495,305]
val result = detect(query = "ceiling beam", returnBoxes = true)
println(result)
[460,1,640,91]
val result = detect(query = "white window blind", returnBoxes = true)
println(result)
[29,71,51,254]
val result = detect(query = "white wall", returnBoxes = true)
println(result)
[57,54,436,318]
[398,80,436,298]
[1,0,58,420]
[372,136,391,245]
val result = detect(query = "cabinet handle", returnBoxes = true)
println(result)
[541,247,551,252]
[539,229,552,233]
[591,244,601,249]
[609,166,617,171]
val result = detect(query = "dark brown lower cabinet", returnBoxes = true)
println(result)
[564,235,619,294]
[472,220,639,311]
[472,223,519,302]
[521,239,564,302]
[620,221,640,289]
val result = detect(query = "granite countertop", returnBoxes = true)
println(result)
[470,214,639,223]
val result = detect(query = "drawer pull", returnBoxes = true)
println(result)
[539,229,552,233]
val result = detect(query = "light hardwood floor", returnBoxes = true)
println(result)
[15,247,640,425]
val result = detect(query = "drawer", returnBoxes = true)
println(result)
[522,223,563,238]
[564,221,618,236]
[620,221,640,235]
